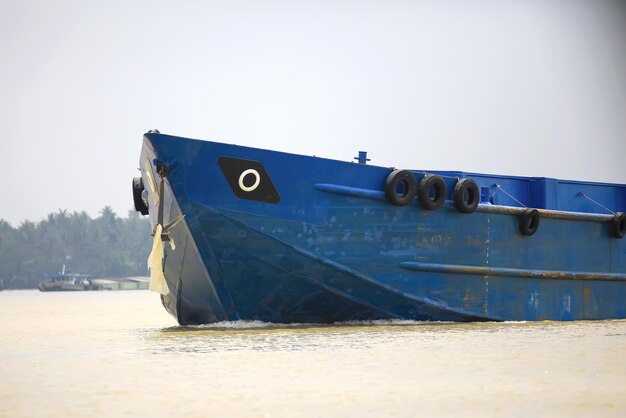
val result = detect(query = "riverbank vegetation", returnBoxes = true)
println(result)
[0,208,151,289]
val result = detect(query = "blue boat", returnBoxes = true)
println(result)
[133,130,625,325]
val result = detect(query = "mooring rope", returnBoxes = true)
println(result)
[494,184,527,208]
[578,192,615,214]
[416,171,460,181]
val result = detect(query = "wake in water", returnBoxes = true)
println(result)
[163,318,447,332]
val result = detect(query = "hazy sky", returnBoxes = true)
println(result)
[1,0,625,226]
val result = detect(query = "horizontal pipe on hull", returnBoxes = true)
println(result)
[399,262,626,282]
[475,204,614,223]
[314,183,615,223]
[314,183,386,201]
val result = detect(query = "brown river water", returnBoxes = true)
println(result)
[0,290,624,417]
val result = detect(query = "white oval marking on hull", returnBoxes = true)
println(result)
[239,169,260,192]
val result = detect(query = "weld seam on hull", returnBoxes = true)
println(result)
[218,211,500,322]
[292,248,499,321]
[399,262,626,282]
[296,275,403,319]
[202,232,401,321]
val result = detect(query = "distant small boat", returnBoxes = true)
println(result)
[38,263,150,292]
[134,130,626,325]
[38,273,99,292]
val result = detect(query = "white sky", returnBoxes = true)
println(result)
[1,0,625,226]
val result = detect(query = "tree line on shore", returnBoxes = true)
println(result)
[0,207,151,289]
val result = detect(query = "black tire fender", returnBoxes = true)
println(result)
[612,212,625,239]
[453,178,479,213]
[384,169,418,206]
[519,209,540,236]
[132,177,149,215]
[417,174,447,210]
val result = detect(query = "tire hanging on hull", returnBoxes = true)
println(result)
[453,178,479,213]
[132,177,149,215]
[612,212,625,239]
[417,174,447,210]
[519,209,540,236]
[384,170,418,206]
